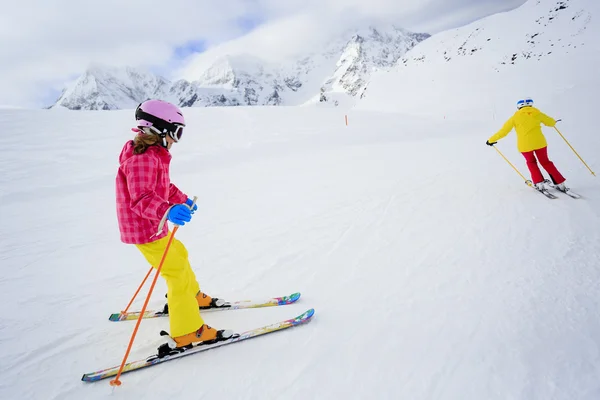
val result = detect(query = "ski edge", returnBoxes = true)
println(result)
[83,308,315,382]
[544,181,582,199]
[538,188,558,199]
[526,181,558,199]
[108,292,302,322]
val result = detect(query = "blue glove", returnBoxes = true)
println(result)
[167,204,192,225]
[185,198,198,213]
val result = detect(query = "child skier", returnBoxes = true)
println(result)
[486,97,567,191]
[115,99,232,351]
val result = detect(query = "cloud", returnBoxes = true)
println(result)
[213,0,527,33]
[177,0,527,79]
[0,0,526,108]
[0,0,257,107]
[400,0,528,32]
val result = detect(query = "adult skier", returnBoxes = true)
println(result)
[486,97,567,191]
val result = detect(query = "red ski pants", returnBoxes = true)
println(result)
[521,146,565,185]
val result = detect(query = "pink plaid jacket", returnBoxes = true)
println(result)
[115,140,188,244]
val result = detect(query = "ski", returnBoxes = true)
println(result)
[109,292,301,322]
[531,184,558,199]
[543,180,581,199]
[82,308,315,382]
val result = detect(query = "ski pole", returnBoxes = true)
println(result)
[493,146,532,186]
[109,227,178,387]
[120,266,153,316]
[110,196,197,387]
[553,126,596,176]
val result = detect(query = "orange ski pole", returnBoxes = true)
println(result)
[120,266,153,315]
[110,196,196,387]
[110,226,178,387]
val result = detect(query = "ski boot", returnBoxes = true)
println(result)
[156,324,235,359]
[161,291,229,315]
[543,179,581,198]
[196,291,228,309]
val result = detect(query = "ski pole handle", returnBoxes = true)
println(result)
[155,195,198,234]
[187,196,197,211]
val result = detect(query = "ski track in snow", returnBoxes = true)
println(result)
[0,101,599,400]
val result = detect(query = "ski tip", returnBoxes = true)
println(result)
[108,313,122,322]
[292,308,315,323]
[302,308,315,320]
[277,292,301,305]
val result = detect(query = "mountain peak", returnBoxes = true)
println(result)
[52,25,429,110]
[53,64,170,110]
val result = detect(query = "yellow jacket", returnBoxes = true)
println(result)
[489,107,556,153]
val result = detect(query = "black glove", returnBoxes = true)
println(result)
[486,140,497,146]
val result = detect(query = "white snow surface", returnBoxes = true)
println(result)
[2,0,600,398]
[1,103,600,400]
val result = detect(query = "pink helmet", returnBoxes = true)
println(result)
[135,99,186,142]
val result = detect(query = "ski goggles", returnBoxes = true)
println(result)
[517,98,533,108]
[171,124,184,142]
[135,108,185,142]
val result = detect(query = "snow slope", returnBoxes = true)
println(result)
[2,1,600,398]
[358,0,600,119]
[1,98,600,399]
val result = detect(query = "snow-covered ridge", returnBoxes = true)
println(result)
[395,0,596,69]
[51,26,429,110]
[53,65,171,110]
[358,0,600,116]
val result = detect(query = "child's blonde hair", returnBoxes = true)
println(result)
[133,129,161,154]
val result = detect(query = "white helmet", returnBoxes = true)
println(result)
[517,97,534,109]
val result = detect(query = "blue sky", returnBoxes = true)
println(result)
[174,40,208,60]
[172,15,263,59]
[155,14,266,80]
[236,14,266,32]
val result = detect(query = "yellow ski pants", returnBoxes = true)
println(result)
[135,234,203,337]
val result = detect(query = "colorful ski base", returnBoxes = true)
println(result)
[82,308,315,382]
[109,292,301,322]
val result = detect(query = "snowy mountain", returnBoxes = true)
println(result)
[317,27,430,103]
[53,65,171,110]
[358,0,600,117]
[51,26,429,110]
